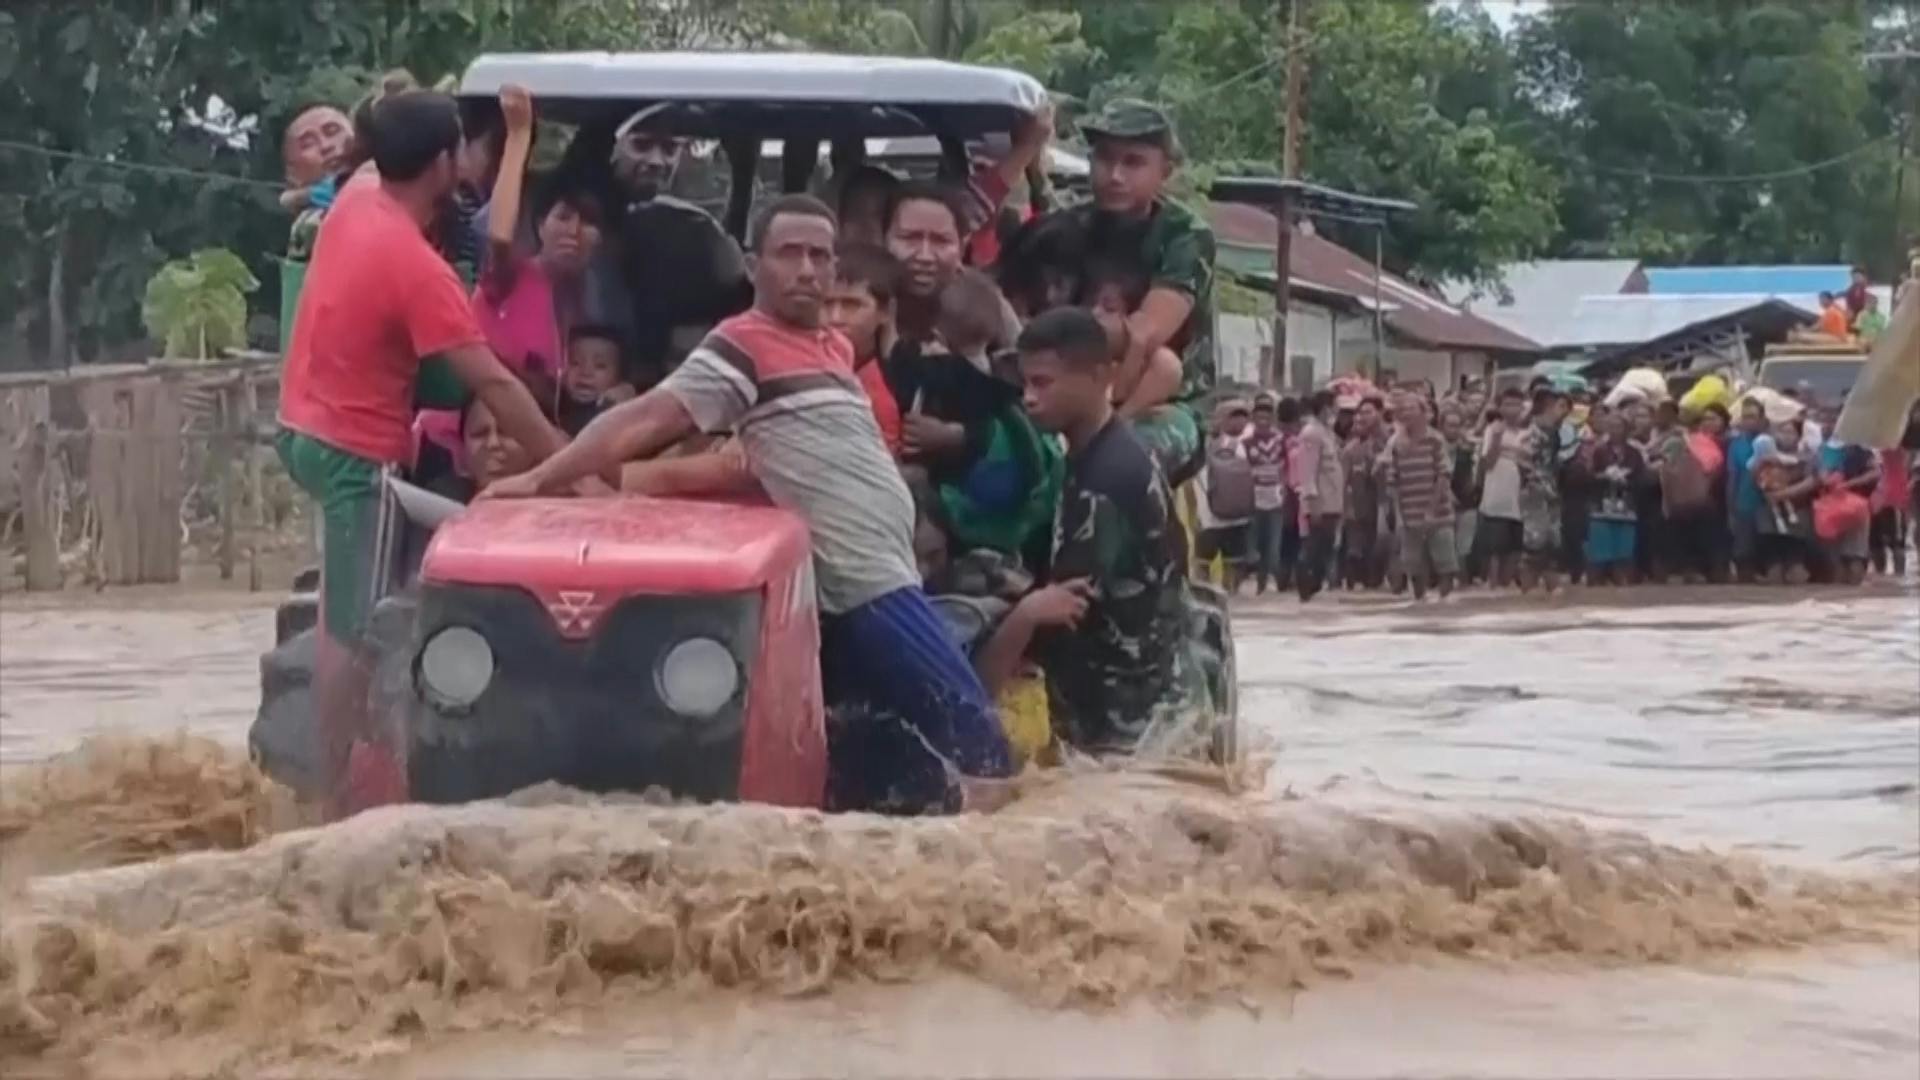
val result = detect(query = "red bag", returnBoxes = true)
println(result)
[1687,432,1724,476]
[1812,483,1871,543]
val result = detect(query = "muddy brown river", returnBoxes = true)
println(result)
[1,584,1916,1078]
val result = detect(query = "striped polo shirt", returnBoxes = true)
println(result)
[661,308,919,614]
[1383,427,1455,528]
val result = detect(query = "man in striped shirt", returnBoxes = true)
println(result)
[1380,390,1459,601]
[486,194,1012,813]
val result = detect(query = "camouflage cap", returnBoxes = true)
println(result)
[1080,98,1179,153]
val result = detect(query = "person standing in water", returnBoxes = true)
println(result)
[1477,387,1530,590]
[1516,388,1567,595]
[1293,389,1346,601]
[277,90,567,820]
[1380,390,1458,601]
[976,308,1209,756]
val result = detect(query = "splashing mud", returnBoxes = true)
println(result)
[0,740,1913,1077]
[0,735,305,884]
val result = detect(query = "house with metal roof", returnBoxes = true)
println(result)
[1440,259,1647,350]
[1210,203,1541,393]
[1642,265,1854,296]
[1439,259,1885,374]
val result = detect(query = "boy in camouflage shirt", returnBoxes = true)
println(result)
[975,308,1210,754]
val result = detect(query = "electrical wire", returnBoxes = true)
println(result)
[1560,132,1901,184]
[0,139,281,192]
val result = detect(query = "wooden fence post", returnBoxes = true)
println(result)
[217,379,236,581]
[246,373,265,592]
[20,416,59,591]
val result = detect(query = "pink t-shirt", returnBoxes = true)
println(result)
[413,254,563,470]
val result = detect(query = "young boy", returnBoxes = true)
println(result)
[975,307,1209,756]
[824,244,904,457]
[1083,261,1184,419]
[891,268,1059,563]
[885,268,1019,470]
[557,324,636,435]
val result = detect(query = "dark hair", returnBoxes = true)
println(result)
[281,101,341,152]
[1530,387,1561,414]
[884,180,967,237]
[1275,397,1302,425]
[1819,290,1835,303]
[366,90,463,182]
[1655,399,1680,419]
[1308,389,1337,417]
[569,323,622,350]
[1358,394,1385,412]
[749,193,838,253]
[1701,402,1732,427]
[538,175,607,229]
[998,211,1090,315]
[1739,396,1766,416]
[938,268,1009,353]
[1497,386,1526,403]
[1082,259,1150,310]
[1016,307,1111,371]
[834,243,902,307]
[457,95,507,155]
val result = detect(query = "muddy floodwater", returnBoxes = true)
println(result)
[1,584,1917,1078]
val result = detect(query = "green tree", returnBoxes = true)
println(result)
[1513,0,1906,272]
[143,247,260,360]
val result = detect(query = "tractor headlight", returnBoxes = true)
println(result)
[418,625,494,709]
[657,636,738,717]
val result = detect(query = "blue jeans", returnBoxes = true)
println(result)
[1249,507,1289,588]
[820,585,1012,814]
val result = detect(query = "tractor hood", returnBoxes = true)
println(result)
[422,496,812,596]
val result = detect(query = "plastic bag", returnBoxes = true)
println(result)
[1679,373,1732,417]
[1813,485,1871,543]
[1687,431,1725,475]
[1604,368,1671,408]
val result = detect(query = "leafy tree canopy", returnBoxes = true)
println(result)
[2,0,1911,369]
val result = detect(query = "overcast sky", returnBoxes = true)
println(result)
[1452,0,1532,34]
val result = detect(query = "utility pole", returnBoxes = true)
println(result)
[932,0,956,58]
[1866,42,1918,281]
[1268,0,1308,391]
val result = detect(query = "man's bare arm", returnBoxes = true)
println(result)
[440,341,566,462]
[518,389,699,495]
[993,102,1054,191]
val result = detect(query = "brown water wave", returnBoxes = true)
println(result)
[1,739,1913,1077]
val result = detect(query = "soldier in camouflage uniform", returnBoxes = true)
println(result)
[1047,99,1218,487]
[976,308,1212,755]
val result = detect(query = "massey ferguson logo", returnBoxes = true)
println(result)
[546,590,606,637]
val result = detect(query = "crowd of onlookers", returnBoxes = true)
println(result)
[1196,378,1920,602]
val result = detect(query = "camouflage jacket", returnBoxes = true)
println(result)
[1038,418,1205,752]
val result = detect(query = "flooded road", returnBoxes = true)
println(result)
[1,584,1916,1078]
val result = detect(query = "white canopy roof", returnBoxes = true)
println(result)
[459,52,1045,138]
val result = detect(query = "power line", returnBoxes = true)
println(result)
[0,140,281,192]
[1564,132,1900,184]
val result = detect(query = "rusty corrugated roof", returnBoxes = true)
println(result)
[1211,203,1543,356]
